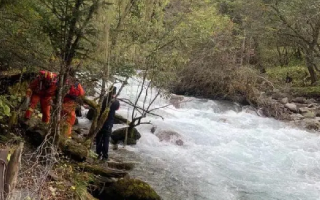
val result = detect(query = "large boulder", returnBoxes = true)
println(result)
[280,97,289,104]
[155,130,184,146]
[285,103,298,113]
[111,127,141,145]
[86,108,95,120]
[299,107,316,118]
[97,178,161,200]
[292,97,307,104]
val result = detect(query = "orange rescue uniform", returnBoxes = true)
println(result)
[25,71,57,123]
[62,82,85,138]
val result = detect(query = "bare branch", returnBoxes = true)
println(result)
[115,76,129,98]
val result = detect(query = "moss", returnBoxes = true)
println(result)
[8,81,29,96]
[102,178,161,200]
[8,111,18,127]
[72,172,96,200]
[111,127,141,145]
[61,140,88,162]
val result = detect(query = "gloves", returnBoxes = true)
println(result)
[26,89,32,97]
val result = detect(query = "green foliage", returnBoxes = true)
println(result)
[0,97,11,120]
[33,0,104,67]
[0,0,53,71]
[266,65,309,87]
[292,86,320,98]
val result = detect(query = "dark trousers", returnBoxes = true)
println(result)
[96,126,112,159]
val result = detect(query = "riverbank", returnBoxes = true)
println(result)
[255,89,320,132]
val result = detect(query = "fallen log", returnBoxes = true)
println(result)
[77,163,127,178]
[107,161,135,171]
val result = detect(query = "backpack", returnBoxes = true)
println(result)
[66,83,81,100]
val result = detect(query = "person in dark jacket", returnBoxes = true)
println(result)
[95,86,120,160]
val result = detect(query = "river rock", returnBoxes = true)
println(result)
[306,98,317,104]
[302,111,316,118]
[301,118,320,130]
[169,94,184,108]
[111,127,141,145]
[307,103,317,108]
[86,108,94,120]
[155,130,184,146]
[292,97,307,104]
[299,107,316,118]
[299,107,310,113]
[280,97,289,104]
[97,178,161,200]
[290,114,304,121]
[150,126,157,133]
[242,106,258,115]
[285,103,298,112]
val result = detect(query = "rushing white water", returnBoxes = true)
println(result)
[102,76,320,200]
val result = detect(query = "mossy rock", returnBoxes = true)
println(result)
[61,140,88,162]
[111,127,141,145]
[100,178,161,200]
[86,108,94,120]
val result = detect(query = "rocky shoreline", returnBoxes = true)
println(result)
[255,91,320,132]
[170,91,320,133]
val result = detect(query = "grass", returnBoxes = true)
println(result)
[266,64,320,97]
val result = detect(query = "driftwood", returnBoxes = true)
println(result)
[77,163,127,178]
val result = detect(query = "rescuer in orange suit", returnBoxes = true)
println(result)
[62,72,85,138]
[25,70,58,123]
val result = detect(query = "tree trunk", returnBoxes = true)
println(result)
[306,51,317,84]
[4,142,24,199]
[0,150,8,200]
[53,66,67,146]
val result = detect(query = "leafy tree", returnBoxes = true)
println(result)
[265,0,320,83]
[0,0,53,72]
[32,0,106,142]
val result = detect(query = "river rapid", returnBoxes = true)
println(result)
[82,76,320,200]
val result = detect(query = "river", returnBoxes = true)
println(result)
[82,76,320,200]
